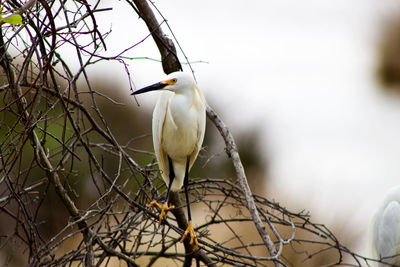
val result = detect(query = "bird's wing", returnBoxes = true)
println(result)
[189,86,207,169]
[374,200,400,264]
[152,91,173,182]
[371,207,383,258]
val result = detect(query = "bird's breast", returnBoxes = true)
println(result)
[161,105,198,160]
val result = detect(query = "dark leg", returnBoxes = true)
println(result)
[179,156,199,251]
[184,156,192,221]
[165,156,175,202]
[148,155,175,225]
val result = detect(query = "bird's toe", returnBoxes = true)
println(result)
[148,200,175,226]
[180,220,199,251]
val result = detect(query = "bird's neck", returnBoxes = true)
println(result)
[169,86,195,126]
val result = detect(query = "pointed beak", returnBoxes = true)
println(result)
[131,81,168,95]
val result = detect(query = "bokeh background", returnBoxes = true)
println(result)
[2,0,400,265]
[85,0,400,257]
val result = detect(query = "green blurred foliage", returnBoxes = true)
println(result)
[0,7,23,25]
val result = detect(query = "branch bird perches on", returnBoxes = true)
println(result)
[1,0,376,266]
[129,0,283,265]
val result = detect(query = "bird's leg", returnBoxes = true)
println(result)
[179,156,199,251]
[148,156,175,225]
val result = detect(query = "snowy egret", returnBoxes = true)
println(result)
[371,186,400,266]
[132,71,206,251]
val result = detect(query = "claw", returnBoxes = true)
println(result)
[179,220,199,252]
[148,200,175,225]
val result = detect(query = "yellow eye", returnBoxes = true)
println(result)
[161,78,178,86]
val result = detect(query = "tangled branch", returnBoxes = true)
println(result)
[0,0,386,266]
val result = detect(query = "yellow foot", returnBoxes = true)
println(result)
[179,220,199,252]
[148,200,175,226]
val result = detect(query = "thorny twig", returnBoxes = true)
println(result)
[0,0,389,267]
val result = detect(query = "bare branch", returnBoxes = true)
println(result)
[0,1,383,266]
[129,0,182,73]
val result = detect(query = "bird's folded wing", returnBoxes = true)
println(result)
[189,87,207,168]
[152,91,173,181]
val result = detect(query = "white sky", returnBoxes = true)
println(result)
[90,0,400,257]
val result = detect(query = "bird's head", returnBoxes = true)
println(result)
[131,72,195,95]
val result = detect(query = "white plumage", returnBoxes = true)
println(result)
[132,71,206,251]
[152,73,206,191]
[371,186,400,266]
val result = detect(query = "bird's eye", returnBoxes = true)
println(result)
[163,78,177,86]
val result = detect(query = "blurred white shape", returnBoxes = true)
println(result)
[371,186,400,266]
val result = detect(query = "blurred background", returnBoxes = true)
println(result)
[86,0,400,257]
[2,0,400,265]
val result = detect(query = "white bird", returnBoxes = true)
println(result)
[371,186,400,266]
[132,71,206,251]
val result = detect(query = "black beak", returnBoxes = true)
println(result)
[131,82,168,95]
